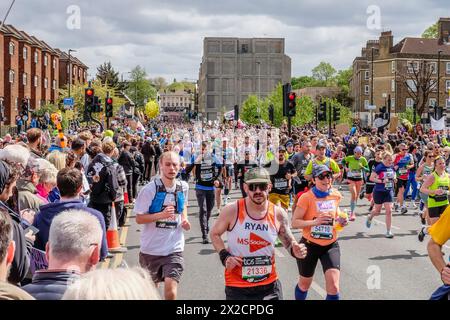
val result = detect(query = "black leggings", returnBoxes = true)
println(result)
[126,174,133,201]
[144,160,153,181]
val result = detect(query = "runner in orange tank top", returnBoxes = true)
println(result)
[210,167,307,300]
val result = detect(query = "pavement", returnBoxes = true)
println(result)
[122,182,449,300]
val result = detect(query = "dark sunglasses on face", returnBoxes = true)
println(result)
[317,173,332,180]
[248,183,269,192]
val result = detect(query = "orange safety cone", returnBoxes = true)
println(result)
[107,203,127,253]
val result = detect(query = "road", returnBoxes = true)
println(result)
[122,182,449,300]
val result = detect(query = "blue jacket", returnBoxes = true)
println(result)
[23,270,80,300]
[33,200,108,260]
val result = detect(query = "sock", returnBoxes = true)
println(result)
[295,285,308,300]
[350,201,356,213]
[326,293,340,300]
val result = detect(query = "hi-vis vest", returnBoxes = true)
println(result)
[225,199,279,288]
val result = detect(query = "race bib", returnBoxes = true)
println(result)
[385,181,393,190]
[156,214,178,229]
[311,225,334,240]
[398,168,408,175]
[242,256,272,283]
[274,179,288,189]
[201,172,213,180]
[348,170,362,178]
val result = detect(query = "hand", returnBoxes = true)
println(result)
[225,256,242,271]
[435,189,444,195]
[214,180,220,188]
[21,209,36,225]
[25,230,36,243]
[181,219,191,231]
[285,173,292,180]
[441,265,450,285]
[291,242,307,259]
[314,212,333,226]
[160,206,175,219]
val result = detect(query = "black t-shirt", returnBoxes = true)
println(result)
[266,161,296,195]
[236,161,258,183]
[368,159,382,184]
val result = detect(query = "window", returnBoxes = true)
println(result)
[34,51,38,64]
[391,79,395,92]
[9,70,14,83]
[52,79,56,90]
[364,71,369,80]
[241,44,249,53]
[429,98,437,107]
[9,42,14,55]
[446,80,450,90]
[23,47,27,60]
[34,76,38,87]
[78,69,81,77]
[430,80,438,92]
[44,55,48,66]
[406,79,417,92]
[44,78,48,89]
[391,98,396,108]
[447,62,450,74]
[364,85,370,95]
[53,59,56,69]
[406,98,414,107]
[429,62,437,74]
[447,98,450,108]
[391,61,396,73]
[407,61,419,73]
[23,73,27,86]
[15,98,18,110]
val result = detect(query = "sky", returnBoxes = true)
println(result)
[3,0,447,82]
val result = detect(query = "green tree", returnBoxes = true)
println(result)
[422,22,438,39]
[125,66,157,108]
[151,77,168,91]
[96,62,119,88]
[166,81,195,93]
[240,95,261,125]
[312,62,337,84]
[291,76,323,90]
[398,107,419,124]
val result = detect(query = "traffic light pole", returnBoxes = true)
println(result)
[106,91,110,130]
[288,115,292,137]
[328,101,332,138]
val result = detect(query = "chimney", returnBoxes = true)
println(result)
[379,31,393,58]
[438,18,450,44]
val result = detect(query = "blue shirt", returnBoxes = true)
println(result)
[374,163,395,192]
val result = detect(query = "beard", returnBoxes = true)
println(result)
[249,193,266,205]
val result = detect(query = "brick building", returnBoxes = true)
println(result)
[350,18,450,126]
[0,23,88,128]
[198,37,291,121]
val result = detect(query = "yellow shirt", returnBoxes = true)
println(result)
[304,157,341,176]
[429,206,450,246]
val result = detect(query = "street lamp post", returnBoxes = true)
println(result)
[68,49,76,99]
[256,61,261,122]
[437,50,443,110]
[370,47,375,127]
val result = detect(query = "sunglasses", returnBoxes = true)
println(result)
[317,173,332,180]
[248,183,269,192]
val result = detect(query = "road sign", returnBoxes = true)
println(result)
[365,104,377,110]
[63,97,74,106]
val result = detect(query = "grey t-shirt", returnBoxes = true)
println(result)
[289,152,312,183]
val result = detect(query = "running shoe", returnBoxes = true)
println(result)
[419,201,424,211]
[202,237,210,244]
[420,213,426,226]
[366,216,372,229]
[401,207,408,215]
[393,203,399,212]
[385,231,394,238]
[275,238,283,247]
[349,212,356,221]
[418,227,426,242]
[359,190,365,200]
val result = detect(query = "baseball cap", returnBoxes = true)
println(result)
[354,146,363,153]
[286,141,293,148]
[312,165,332,178]
[278,146,286,152]
[244,168,271,184]
[316,142,327,150]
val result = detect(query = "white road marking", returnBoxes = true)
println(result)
[311,281,327,299]
[373,219,400,230]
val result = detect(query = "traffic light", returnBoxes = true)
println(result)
[92,96,102,113]
[287,92,296,117]
[105,97,113,118]
[318,100,327,121]
[282,83,291,117]
[234,105,239,121]
[435,106,444,120]
[85,88,95,112]
[332,105,340,122]
[379,106,389,120]
[21,99,29,122]
[268,104,274,124]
